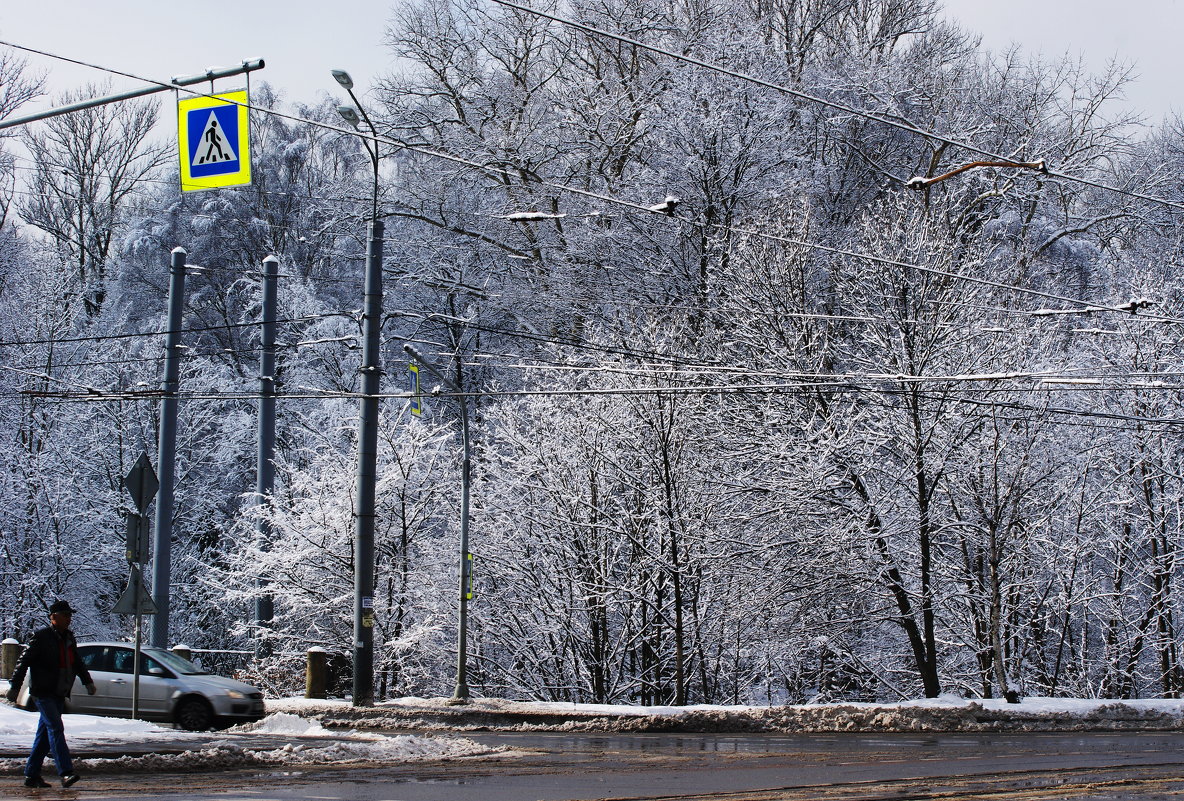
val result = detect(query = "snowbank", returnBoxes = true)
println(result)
[268,694,1184,734]
[0,704,497,774]
[64,732,494,773]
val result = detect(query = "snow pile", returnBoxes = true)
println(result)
[68,732,495,773]
[552,698,1184,734]
[273,694,1184,734]
[230,711,337,737]
[0,704,498,774]
[753,695,1184,733]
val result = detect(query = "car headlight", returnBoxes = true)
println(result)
[224,690,246,700]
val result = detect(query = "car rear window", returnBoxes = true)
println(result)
[77,646,107,671]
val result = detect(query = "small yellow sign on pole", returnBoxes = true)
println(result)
[409,363,423,416]
[178,90,251,192]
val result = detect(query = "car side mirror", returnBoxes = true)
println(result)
[148,667,164,676]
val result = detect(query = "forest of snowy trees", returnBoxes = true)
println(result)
[2,0,1184,706]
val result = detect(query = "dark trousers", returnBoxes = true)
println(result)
[26,696,72,778]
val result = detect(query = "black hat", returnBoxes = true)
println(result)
[48,600,75,615]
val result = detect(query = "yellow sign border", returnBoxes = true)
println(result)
[409,363,423,416]
[178,90,251,192]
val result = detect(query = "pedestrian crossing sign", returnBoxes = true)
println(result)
[178,89,251,192]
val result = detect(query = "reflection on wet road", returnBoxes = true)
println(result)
[15,730,1184,800]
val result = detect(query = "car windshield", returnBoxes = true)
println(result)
[143,648,209,675]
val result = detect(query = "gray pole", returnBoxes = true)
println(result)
[353,219,384,707]
[401,344,471,703]
[151,247,187,648]
[0,60,265,132]
[132,565,143,720]
[453,390,472,703]
[331,68,384,708]
[254,255,280,652]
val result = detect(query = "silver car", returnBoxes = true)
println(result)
[65,642,265,730]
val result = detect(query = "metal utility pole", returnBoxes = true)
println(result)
[151,247,187,649]
[353,218,384,707]
[403,343,472,703]
[331,68,383,707]
[254,255,280,652]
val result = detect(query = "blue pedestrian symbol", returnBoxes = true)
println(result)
[187,106,240,178]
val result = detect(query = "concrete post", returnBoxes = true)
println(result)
[172,644,193,662]
[306,647,328,699]
[0,639,19,679]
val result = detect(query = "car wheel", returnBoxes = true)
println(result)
[175,697,213,731]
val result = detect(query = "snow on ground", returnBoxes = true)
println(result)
[0,704,496,774]
[268,694,1184,734]
[0,703,175,745]
[67,730,496,774]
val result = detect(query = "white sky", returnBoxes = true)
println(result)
[0,1,397,111]
[941,0,1183,124]
[0,1,1179,122]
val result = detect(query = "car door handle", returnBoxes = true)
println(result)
[110,679,127,685]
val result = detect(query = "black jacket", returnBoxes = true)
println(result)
[10,626,93,699]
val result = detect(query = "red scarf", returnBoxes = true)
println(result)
[58,633,72,669]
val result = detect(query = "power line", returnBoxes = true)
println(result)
[488,0,1184,214]
[15,378,1184,431]
[5,39,1181,347]
[8,313,1184,395]
[5,37,1164,325]
[6,156,380,212]
[0,311,356,349]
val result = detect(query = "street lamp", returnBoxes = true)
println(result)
[332,69,384,708]
[333,71,380,222]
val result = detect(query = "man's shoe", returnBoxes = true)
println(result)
[60,773,80,788]
[23,776,50,788]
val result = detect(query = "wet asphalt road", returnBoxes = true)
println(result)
[3,730,1184,800]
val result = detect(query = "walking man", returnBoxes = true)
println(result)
[6,600,96,788]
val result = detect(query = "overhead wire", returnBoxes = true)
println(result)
[0,310,357,349]
[5,38,1184,407]
[2,37,1177,327]
[13,377,1184,434]
[487,0,1184,214]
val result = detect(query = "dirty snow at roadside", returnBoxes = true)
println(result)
[0,704,496,773]
[71,727,495,773]
[268,694,1184,734]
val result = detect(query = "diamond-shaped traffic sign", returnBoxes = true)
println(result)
[124,452,159,513]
